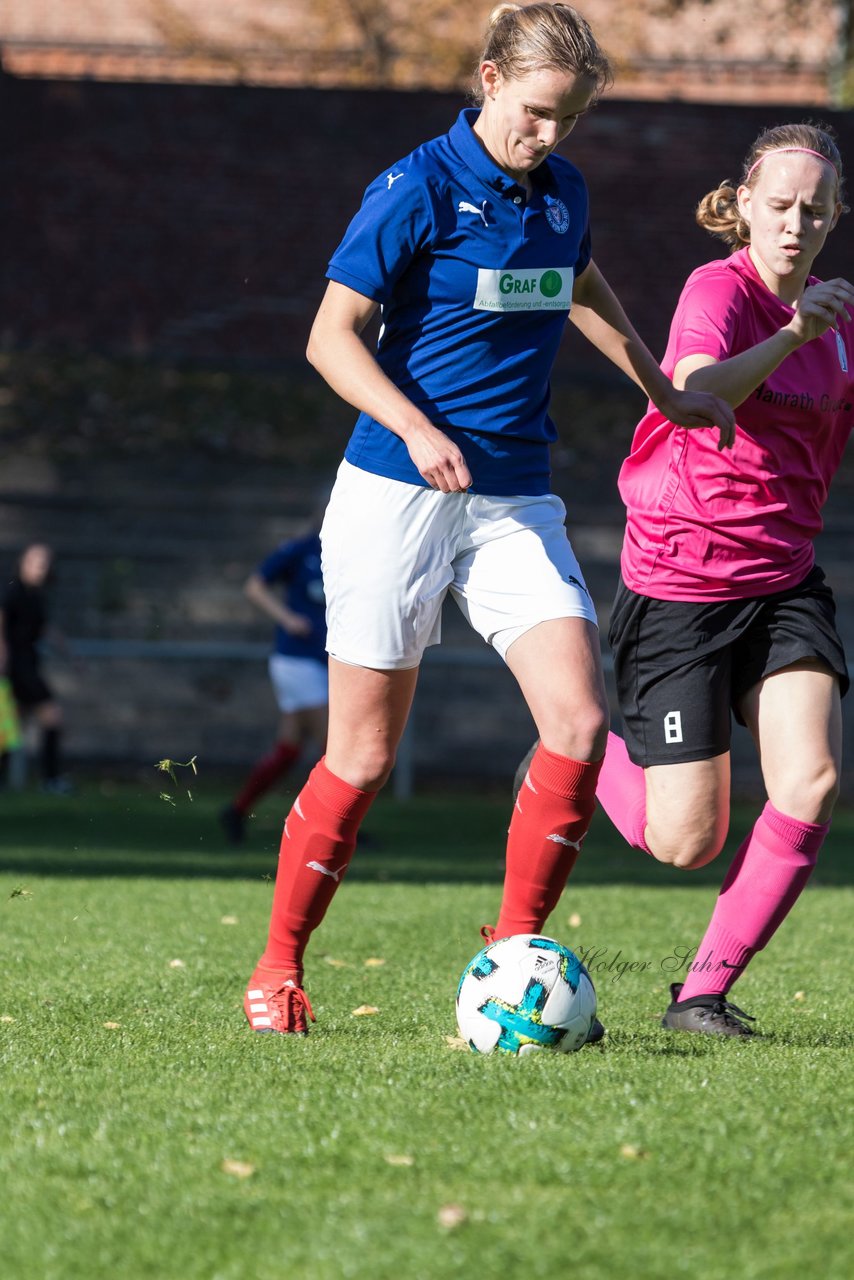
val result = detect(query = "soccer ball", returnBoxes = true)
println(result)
[456,933,596,1056]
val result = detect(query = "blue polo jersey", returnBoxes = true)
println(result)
[326,107,592,496]
[257,533,327,663]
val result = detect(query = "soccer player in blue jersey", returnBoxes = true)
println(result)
[242,2,735,1036]
[220,529,328,844]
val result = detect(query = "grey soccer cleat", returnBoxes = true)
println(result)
[512,739,539,803]
[661,983,756,1037]
[585,1017,606,1045]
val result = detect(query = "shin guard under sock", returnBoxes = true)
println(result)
[595,731,650,852]
[495,743,602,938]
[259,757,377,976]
[679,801,828,1000]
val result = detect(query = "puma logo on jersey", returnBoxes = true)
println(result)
[546,832,585,852]
[387,171,404,189]
[306,861,346,882]
[459,200,489,227]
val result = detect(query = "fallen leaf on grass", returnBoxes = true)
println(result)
[619,1144,649,1161]
[567,912,582,928]
[221,1159,255,1179]
[444,1035,468,1051]
[793,991,806,1001]
[168,959,186,969]
[103,1022,121,1030]
[364,957,386,968]
[1,1015,15,1023]
[324,956,349,969]
[8,886,32,901]
[220,916,238,926]
[384,1153,414,1167]
[351,1005,380,1017]
[437,1204,468,1230]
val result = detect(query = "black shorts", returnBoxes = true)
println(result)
[608,565,849,767]
[8,655,52,709]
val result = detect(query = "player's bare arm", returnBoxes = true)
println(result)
[244,573,312,637]
[570,260,736,448]
[676,278,854,408]
[307,281,471,493]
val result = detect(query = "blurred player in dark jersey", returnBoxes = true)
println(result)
[1,542,71,793]
[220,529,327,843]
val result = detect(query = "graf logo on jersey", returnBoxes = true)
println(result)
[473,267,573,312]
[544,196,570,234]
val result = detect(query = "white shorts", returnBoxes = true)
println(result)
[268,654,329,713]
[321,460,597,670]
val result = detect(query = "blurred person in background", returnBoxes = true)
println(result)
[0,542,72,794]
[220,523,327,844]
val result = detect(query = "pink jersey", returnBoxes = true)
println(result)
[619,246,854,600]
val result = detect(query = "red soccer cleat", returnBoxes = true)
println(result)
[244,968,316,1035]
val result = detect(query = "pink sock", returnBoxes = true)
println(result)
[596,731,651,852]
[678,801,828,1000]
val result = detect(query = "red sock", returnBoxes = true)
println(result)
[495,743,602,938]
[258,757,377,977]
[234,741,301,813]
[679,801,828,1000]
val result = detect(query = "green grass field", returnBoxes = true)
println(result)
[1,780,852,1279]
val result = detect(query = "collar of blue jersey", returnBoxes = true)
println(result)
[449,108,558,200]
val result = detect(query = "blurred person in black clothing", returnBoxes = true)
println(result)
[1,543,71,793]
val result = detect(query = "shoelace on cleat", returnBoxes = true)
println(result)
[268,981,316,1030]
[699,996,755,1031]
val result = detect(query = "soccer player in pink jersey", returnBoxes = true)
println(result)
[591,122,854,1035]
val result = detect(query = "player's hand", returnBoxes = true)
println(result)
[657,387,737,451]
[281,611,313,638]
[406,424,472,493]
[786,278,854,345]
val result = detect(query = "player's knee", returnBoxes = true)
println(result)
[542,700,609,762]
[648,819,725,870]
[773,759,840,825]
[353,743,398,791]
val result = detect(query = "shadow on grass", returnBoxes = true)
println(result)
[1,785,853,887]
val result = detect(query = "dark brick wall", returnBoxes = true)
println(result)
[4,74,854,371]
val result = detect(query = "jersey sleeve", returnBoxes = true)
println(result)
[668,265,746,367]
[575,221,592,278]
[256,540,299,585]
[326,158,438,305]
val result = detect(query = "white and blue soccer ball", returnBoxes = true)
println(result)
[456,933,596,1056]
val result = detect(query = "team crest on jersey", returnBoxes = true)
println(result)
[544,196,570,234]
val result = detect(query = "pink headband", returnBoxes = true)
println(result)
[746,147,839,183]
